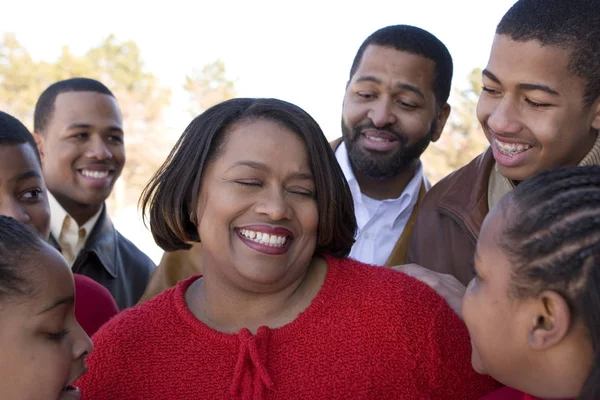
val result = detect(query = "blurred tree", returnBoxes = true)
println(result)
[422,67,489,184]
[184,58,236,116]
[0,33,172,212]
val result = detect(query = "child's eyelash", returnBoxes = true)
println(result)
[47,328,69,341]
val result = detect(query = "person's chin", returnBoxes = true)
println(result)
[495,163,537,183]
[73,192,110,208]
[470,347,487,375]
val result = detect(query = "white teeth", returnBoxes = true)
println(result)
[366,134,391,142]
[495,139,532,156]
[81,170,110,179]
[239,229,288,247]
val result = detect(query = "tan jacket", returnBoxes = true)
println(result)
[139,139,428,303]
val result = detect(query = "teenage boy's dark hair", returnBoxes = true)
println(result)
[497,0,600,107]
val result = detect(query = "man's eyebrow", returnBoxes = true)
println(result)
[355,75,382,85]
[66,123,124,133]
[518,83,560,96]
[483,69,560,96]
[482,69,500,84]
[354,76,425,99]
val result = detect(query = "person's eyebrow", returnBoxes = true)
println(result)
[482,69,501,84]
[518,83,560,96]
[66,123,124,133]
[355,76,425,99]
[355,75,382,85]
[229,160,268,171]
[483,69,560,96]
[14,170,42,181]
[228,161,313,181]
[37,295,74,315]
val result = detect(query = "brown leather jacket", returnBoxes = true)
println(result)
[407,148,494,286]
[139,138,427,303]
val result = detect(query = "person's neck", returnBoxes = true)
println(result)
[189,256,327,334]
[52,193,102,227]
[354,161,419,200]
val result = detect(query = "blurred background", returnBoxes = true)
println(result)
[0,0,517,262]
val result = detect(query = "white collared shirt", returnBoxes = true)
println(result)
[48,193,102,267]
[335,142,425,266]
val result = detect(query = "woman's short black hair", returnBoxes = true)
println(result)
[141,98,356,258]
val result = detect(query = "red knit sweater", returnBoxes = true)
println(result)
[78,256,499,399]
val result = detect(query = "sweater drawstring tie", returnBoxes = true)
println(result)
[230,327,273,400]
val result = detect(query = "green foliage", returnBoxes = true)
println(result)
[422,67,489,184]
[184,58,236,116]
[0,33,173,210]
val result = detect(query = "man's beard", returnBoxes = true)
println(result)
[341,119,435,180]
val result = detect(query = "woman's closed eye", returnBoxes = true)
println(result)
[234,180,262,187]
[287,186,314,197]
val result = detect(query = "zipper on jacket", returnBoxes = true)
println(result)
[438,206,477,246]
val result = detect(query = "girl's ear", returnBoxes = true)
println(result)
[528,290,571,351]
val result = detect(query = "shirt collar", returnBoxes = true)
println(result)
[47,192,103,246]
[335,141,424,199]
[335,141,362,197]
[335,141,425,226]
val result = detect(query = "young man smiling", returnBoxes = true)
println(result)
[33,78,155,309]
[407,0,600,286]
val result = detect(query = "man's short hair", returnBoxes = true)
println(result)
[349,25,453,109]
[34,77,115,133]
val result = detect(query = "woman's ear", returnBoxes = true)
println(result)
[528,290,572,351]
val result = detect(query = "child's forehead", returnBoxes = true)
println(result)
[0,143,42,177]
[12,245,74,312]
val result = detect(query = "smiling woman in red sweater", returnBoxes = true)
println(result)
[77,98,498,399]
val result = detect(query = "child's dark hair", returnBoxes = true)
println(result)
[0,215,44,300]
[500,166,600,400]
[497,0,600,107]
[0,111,41,163]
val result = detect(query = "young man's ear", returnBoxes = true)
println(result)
[528,290,571,351]
[32,131,45,164]
[431,103,451,143]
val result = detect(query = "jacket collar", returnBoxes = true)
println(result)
[50,205,119,278]
[436,147,495,241]
[330,137,343,151]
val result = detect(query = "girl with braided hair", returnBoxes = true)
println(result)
[463,165,600,400]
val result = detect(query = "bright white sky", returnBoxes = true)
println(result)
[3,0,518,262]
